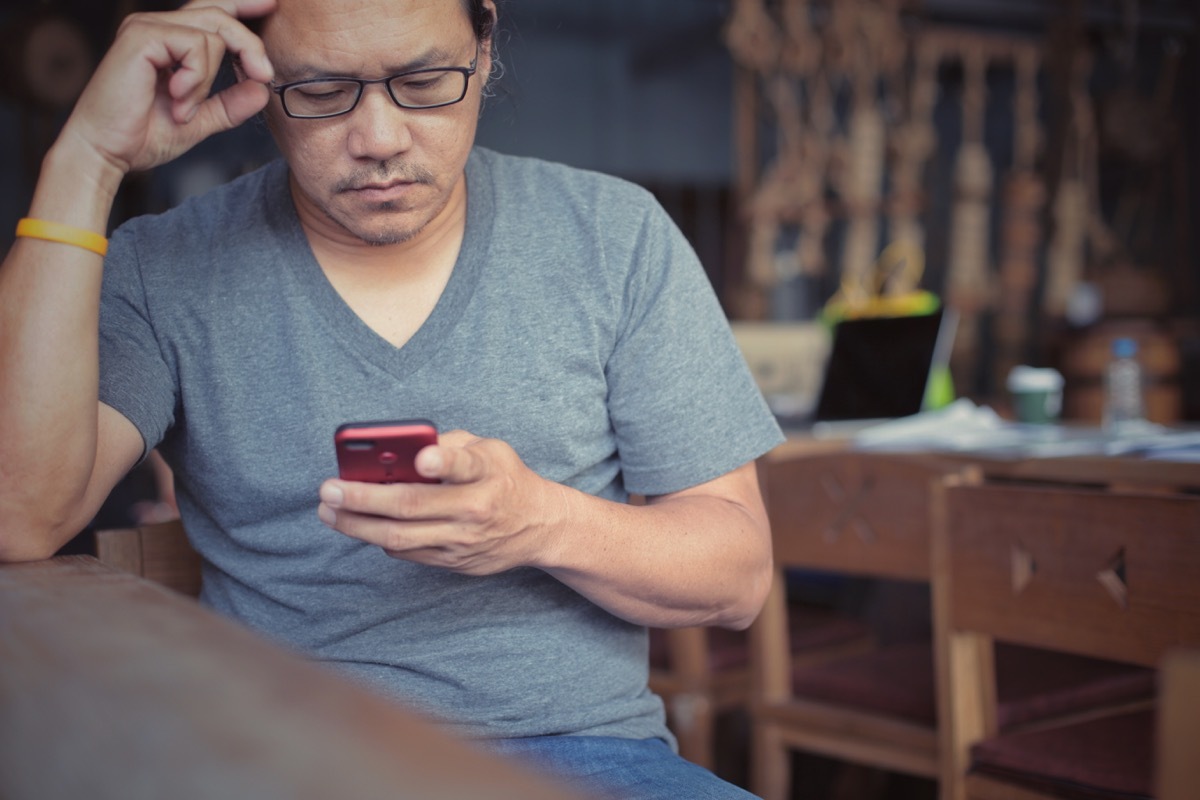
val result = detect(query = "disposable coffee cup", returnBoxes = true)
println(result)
[1006,366,1064,424]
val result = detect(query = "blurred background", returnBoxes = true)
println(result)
[2,0,1197,415]
[3,2,1196,796]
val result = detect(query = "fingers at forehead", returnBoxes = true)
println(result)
[164,32,228,112]
[170,1,275,80]
[182,0,276,19]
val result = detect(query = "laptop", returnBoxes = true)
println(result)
[732,307,956,434]
[809,307,956,437]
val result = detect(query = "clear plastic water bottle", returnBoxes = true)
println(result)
[1102,337,1145,433]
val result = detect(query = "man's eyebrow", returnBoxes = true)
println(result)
[275,46,465,83]
[383,46,462,75]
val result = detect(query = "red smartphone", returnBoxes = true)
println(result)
[334,419,439,484]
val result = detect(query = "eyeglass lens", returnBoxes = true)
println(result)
[283,70,468,117]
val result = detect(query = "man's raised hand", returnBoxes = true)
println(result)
[63,0,276,181]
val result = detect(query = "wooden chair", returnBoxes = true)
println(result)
[933,477,1200,800]
[649,626,751,772]
[94,518,201,598]
[627,486,876,772]
[749,451,973,798]
[1158,648,1200,800]
[750,451,1159,800]
[648,607,872,771]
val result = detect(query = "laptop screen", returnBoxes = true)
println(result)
[813,309,949,423]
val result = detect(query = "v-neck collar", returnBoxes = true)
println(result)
[263,152,495,378]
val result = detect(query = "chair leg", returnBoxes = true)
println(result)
[753,724,790,800]
[669,692,715,770]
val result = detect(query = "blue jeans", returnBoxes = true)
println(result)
[482,736,760,800]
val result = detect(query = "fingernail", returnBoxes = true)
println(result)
[418,449,442,476]
[317,504,336,526]
[320,483,344,507]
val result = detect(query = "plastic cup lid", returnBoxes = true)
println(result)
[1006,365,1065,392]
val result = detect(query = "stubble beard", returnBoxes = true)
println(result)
[331,202,424,247]
[328,160,443,246]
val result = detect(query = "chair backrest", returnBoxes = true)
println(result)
[761,450,970,582]
[933,476,1200,799]
[934,478,1200,667]
[753,450,970,716]
[94,519,202,598]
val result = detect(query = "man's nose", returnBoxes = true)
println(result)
[346,84,414,160]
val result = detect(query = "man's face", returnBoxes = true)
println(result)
[260,0,490,247]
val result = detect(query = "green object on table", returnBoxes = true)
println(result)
[924,365,955,411]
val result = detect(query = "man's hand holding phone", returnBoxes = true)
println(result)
[320,426,566,577]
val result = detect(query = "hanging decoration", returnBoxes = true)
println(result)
[726,3,1064,394]
[994,45,1046,384]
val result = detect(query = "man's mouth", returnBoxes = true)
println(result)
[352,177,415,190]
[352,179,413,192]
[345,180,419,203]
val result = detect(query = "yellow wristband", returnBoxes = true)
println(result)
[16,218,108,257]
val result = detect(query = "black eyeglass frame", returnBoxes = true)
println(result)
[272,49,480,119]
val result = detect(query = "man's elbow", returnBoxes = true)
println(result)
[0,503,79,563]
[0,531,63,563]
[718,551,774,631]
[723,502,775,630]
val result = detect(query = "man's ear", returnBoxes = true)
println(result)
[481,0,498,49]
[480,0,500,83]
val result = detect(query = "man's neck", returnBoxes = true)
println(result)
[292,173,468,349]
[291,173,469,284]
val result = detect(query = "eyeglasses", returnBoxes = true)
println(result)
[273,49,479,119]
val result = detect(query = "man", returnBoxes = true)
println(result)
[0,0,783,796]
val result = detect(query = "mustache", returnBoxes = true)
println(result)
[335,161,436,192]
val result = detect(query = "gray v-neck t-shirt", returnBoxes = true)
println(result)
[99,147,783,742]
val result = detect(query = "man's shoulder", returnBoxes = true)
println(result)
[114,159,287,243]
[470,147,654,207]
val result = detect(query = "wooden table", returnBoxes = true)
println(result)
[0,556,588,800]
[770,427,1200,490]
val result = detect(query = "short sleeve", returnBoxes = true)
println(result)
[604,200,783,495]
[98,221,179,457]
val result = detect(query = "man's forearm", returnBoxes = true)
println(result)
[318,437,774,626]
[0,142,121,556]
[537,463,773,630]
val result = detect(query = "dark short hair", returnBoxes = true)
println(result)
[465,0,496,45]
